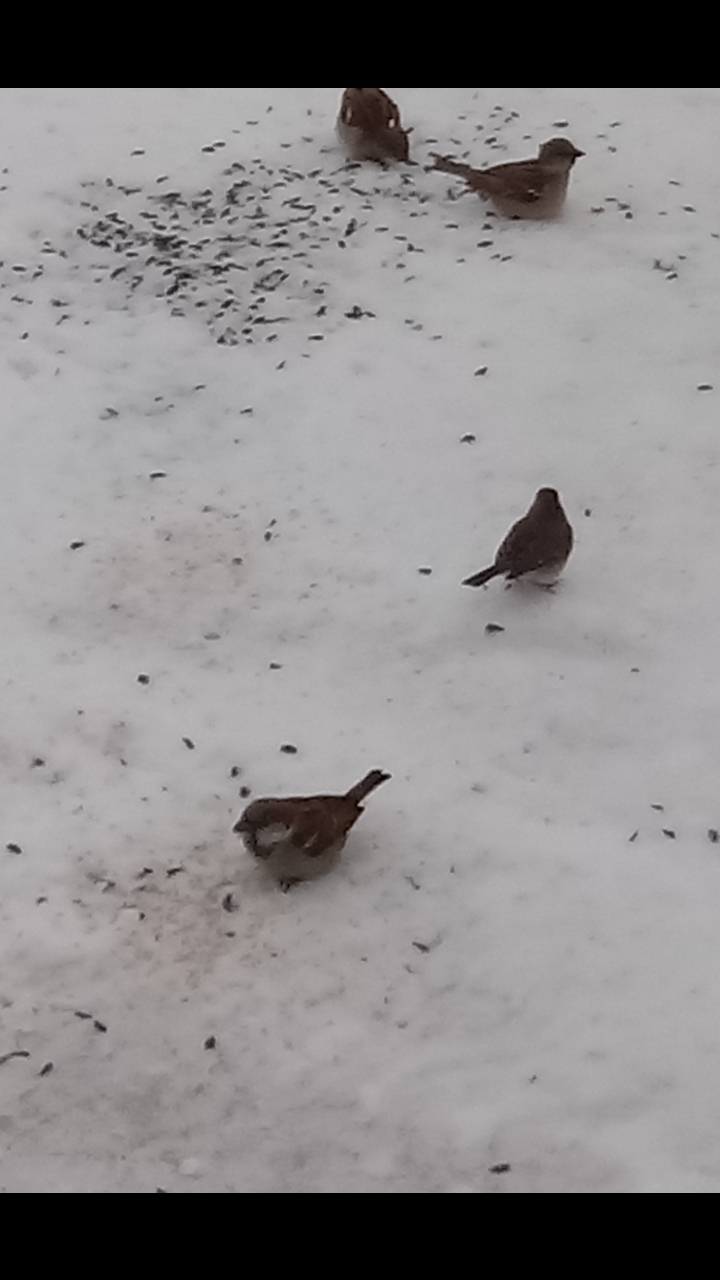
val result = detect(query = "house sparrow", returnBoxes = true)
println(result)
[337,88,410,163]
[233,769,391,887]
[430,138,584,219]
[463,488,573,588]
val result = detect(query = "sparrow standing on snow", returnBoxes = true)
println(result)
[233,769,391,887]
[337,88,410,163]
[431,138,584,219]
[463,488,573,588]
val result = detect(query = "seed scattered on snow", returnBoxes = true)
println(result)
[6,843,22,854]
[137,673,150,685]
[628,831,639,843]
[204,1036,217,1050]
[0,1050,31,1067]
[222,893,237,913]
[460,434,476,444]
[485,623,505,635]
[239,786,251,798]
[662,829,676,840]
[698,384,713,391]
[490,1163,511,1175]
[69,540,86,550]
[708,830,719,843]
[182,737,196,750]
[93,1020,108,1033]
[39,1062,54,1077]
[280,744,298,755]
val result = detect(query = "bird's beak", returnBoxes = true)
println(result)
[573,148,586,157]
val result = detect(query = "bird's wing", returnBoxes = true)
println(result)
[496,517,551,575]
[471,161,550,204]
[290,799,357,854]
[377,89,401,128]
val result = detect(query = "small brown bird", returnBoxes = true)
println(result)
[233,769,391,887]
[463,488,573,588]
[431,138,584,219]
[337,88,410,163]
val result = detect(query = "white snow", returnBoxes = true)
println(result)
[1,87,720,1193]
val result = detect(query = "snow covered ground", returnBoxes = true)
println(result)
[2,87,720,1193]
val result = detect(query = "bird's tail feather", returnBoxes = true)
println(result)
[345,770,391,804]
[463,565,502,588]
[430,153,476,181]
[430,154,498,195]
